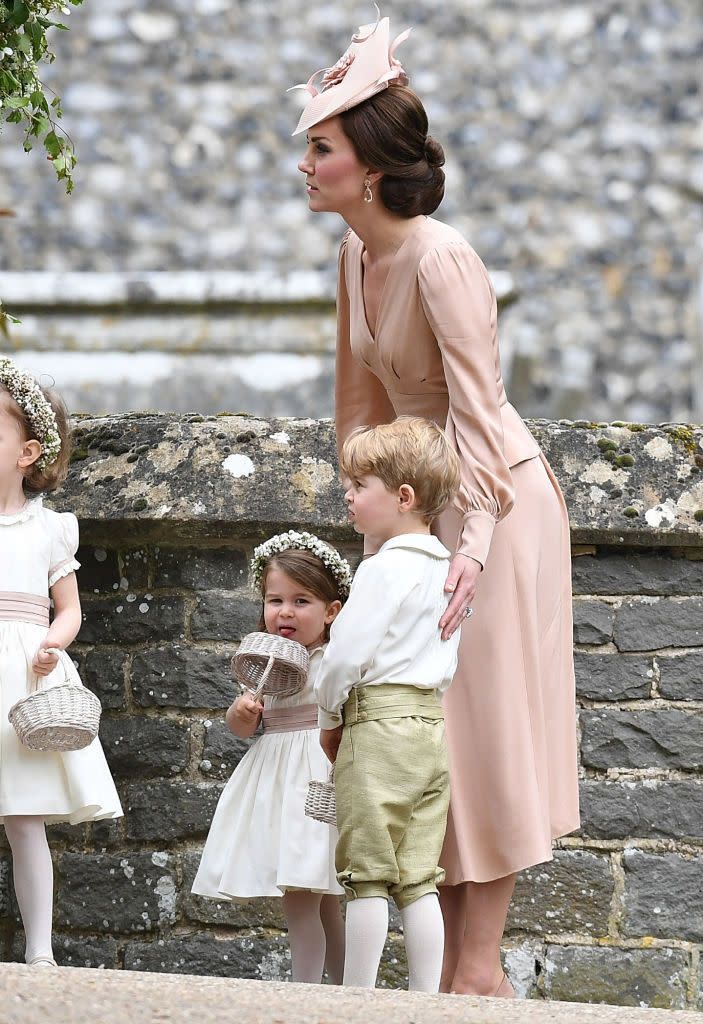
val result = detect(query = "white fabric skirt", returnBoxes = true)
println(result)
[192,727,342,898]
[0,620,123,824]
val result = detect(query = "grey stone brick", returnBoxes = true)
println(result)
[119,549,150,589]
[573,600,614,644]
[76,546,121,593]
[507,850,613,936]
[57,851,177,934]
[80,648,128,710]
[201,718,255,779]
[0,855,12,919]
[572,554,703,597]
[579,780,703,840]
[190,591,260,641]
[131,645,236,709]
[658,651,703,701]
[623,851,703,941]
[180,851,286,929]
[614,598,703,652]
[54,935,121,969]
[125,781,223,841]
[153,548,248,589]
[581,710,703,770]
[124,933,290,979]
[544,944,689,1008]
[574,651,653,700]
[99,717,189,778]
[78,595,186,645]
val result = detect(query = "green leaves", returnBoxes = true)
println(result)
[0,0,85,193]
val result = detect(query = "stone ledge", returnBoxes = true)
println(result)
[0,270,517,308]
[0,964,696,1024]
[50,414,703,547]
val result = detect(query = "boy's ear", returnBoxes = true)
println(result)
[398,483,417,511]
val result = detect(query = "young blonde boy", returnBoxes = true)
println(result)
[314,416,463,993]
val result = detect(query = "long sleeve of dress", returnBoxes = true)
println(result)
[314,553,411,729]
[335,232,397,457]
[418,244,515,568]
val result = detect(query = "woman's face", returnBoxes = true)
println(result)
[298,116,368,215]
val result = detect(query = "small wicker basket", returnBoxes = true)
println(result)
[305,763,336,826]
[231,632,309,699]
[9,654,102,752]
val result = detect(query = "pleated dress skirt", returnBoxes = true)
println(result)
[438,454,580,884]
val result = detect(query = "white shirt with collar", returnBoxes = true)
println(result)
[314,533,461,730]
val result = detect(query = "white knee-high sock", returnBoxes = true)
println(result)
[3,816,54,962]
[343,896,388,988]
[401,892,445,992]
[282,890,326,983]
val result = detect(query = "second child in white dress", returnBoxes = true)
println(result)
[192,532,352,984]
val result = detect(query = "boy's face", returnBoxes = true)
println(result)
[343,472,424,543]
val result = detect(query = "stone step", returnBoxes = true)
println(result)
[0,965,695,1024]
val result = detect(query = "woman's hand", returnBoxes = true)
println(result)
[226,691,264,738]
[439,553,482,640]
[320,725,343,763]
[32,644,60,677]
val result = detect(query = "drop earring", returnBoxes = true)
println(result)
[363,178,373,203]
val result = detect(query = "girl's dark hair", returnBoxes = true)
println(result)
[0,385,72,494]
[340,85,445,217]
[257,549,344,640]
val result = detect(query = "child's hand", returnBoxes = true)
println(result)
[226,691,264,738]
[32,645,60,677]
[320,725,343,763]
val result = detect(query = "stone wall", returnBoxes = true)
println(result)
[2,1,703,422]
[0,414,702,1009]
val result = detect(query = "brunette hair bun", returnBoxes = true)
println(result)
[340,86,445,218]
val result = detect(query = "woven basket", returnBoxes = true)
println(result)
[305,764,336,826]
[231,632,309,699]
[9,656,102,752]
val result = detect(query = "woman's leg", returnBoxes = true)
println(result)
[282,889,326,983]
[320,894,345,984]
[3,816,54,963]
[449,873,517,996]
[438,882,467,992]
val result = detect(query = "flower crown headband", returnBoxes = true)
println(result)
[0,358,62,471]
[250,531,353,599]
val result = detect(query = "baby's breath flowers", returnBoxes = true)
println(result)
[0,358,61,469]
[0,1,84,193]
[251,531,353,599]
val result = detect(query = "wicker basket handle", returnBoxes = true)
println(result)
[29,647,71,694]
[248,653,276,700]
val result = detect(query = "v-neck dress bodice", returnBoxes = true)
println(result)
[339,218,540,569]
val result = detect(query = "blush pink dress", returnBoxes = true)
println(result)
[335,217,580,883]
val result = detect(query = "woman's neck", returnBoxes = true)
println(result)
[343,207,425,262]
[0,478,28,515]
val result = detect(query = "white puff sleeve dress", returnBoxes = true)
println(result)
[0,497,123,824]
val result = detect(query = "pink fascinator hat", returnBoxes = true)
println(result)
[289,4,412,136]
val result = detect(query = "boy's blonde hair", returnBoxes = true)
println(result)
[340,416,461,523]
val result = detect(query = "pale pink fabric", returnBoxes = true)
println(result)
[334,217,580,882]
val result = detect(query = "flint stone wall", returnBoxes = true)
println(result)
[0,413,702,1008]
[2,0,703,423]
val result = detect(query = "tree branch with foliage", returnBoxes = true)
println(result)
[0,0,84,335]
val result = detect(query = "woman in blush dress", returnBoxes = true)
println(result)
[288,8,580,997]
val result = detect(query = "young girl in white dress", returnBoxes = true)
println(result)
[0,359,123,967]
[192,531,352,984]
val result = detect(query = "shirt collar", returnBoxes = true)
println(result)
[378,533,452,560]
